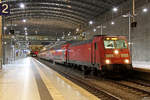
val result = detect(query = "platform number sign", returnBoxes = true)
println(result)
[0,2,10,15]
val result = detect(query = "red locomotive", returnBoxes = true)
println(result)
[38,35,133,75]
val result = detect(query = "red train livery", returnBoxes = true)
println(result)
[38,35,133,74]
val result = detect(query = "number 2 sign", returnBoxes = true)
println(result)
[0,2,10,15]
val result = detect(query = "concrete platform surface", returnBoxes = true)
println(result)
[0,57,99,100]
[133,61,150,72]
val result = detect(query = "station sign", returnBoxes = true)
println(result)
[0,2,10,16]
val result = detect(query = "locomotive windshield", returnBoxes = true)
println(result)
[104,39,127,49]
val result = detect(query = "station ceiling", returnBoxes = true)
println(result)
[4,0,128,36]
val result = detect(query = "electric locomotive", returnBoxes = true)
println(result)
[67,35,132,74]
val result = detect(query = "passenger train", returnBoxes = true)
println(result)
[38,35,133,76]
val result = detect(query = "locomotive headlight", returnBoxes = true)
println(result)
[105,59,111,64]
[114,50,119,55]
[124,59,130,64]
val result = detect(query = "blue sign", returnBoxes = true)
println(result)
[0,2,10,16]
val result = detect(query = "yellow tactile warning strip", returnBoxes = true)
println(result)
[33,58,100,100]
[32,59,65,100]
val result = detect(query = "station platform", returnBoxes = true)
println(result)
[0,57,99,100]
[133,61,150,73]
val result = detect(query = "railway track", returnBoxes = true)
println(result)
[111,80,150,97]
[127,79,150,87]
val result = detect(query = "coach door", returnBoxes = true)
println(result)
[91,41,98,65]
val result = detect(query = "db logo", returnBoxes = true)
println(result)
[0,2,10,15]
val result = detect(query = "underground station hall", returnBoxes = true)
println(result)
[1,0,150,100]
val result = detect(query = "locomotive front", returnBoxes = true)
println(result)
[101,36,133,73]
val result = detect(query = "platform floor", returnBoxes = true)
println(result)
[133,61,150,69]
[0,57,99,100]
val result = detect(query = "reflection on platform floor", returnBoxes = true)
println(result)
[0,57,99,100]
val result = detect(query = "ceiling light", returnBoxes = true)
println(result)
[20,3,25,9]
[74,36,77,39]
[4,27,7,30]
[113,7,118,12]
[25,32,28,35]
[93,28,96,32]
[76,28,79,32]
[111,21,115,25]
[4,42,7,45]
[143,8,148,12]
[62,36,65,39]
[89,21,93,25]
[24,27,27,30]
[57,38,60,41]
[22,19,27,23]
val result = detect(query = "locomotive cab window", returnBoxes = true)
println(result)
[104,39,127,49]
[104,40,115,49]
[116,40,127,49]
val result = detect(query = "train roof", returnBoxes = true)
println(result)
[93,35,107,37]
